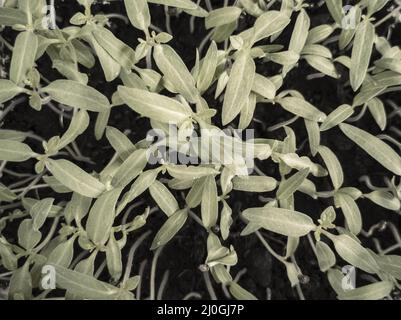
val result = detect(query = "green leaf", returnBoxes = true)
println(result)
[318,146,343,190]
[18,219,41,250]
[8,262,32,300]
[375,58,401,74]
[201,176,218,229]
[242,207,316,237]
[220,200,233,240]
[167,164,219,180]
[124,0,150,31]
[147,0,197,10]
[30,198,54,230]
[47,237,75,268]
[253,11,290,43]
[58,110,90,150]
[304,119,320,156]
[42,80,111,112]
[252,73,276,100]
[306,24,335,44]
[50,264,126,299]
[229,282,257,300]
[320,104,354,131]
[339,123,401,175]
[118,86,192,124]
[278,153,328,177]
[335,193,362,235]
[151,208,188,250]
[350,20,375,91]
[316,241,336,272]
[338,281,393,300]
[149,180,179,217]
[364,191,401,211]
[0,241,17,270]
[332,234,380,274]
[106,232,122,281]
[117,169,159,213]
[86,187,123,246]
[278,97,327,122]
[72,39,96,68]
[0,7,28,26]
[10,31,38,85]
[94,110,110,140]
[0,183,18,203]
[268,50,300,66]
[277,168,309,201]
[0,79,25,104]
[111,148,148,188]
[222,50,255,125]
[0,139,36,162]
[153,44,198,103]
[377,255,401,280]
[288,9,310,54]
[0,129,28,142]
[64,192,92,225]
[105,126,136,160]
[197,41,218,93]
[232,176,277,193]
[367,98,387,131]
[93,26,136,70]
[205,7,242,30]
[325,0,343,24]
[46,159,105,198]
[185,177,205,208]
[86,36,121,82]
[304,55,339,79]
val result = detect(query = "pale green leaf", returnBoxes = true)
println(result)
[332,234,380,274]
[0,139,36,162]
[277,168,309,201]
[229,282,257,300]
[118,86,192,124]
[318,145,343,190]
[93,26,136,70]
[339,123,401,175]
[338,281,393,300]
[278,97,327,122]
[42,80,111,112]
[112,148,148,188]
[46,159,105,198]
[320,104,354,131]
[201,175,218,229]
[242,207,316,237]
[350,20,375,91]
[153,44,198,103]
[252,73,276,100]
[10,31,38,85]
[335,193,362,235]
[149,180,179,217]
[151,208,188,249]
[233,176,277,193]
[0,79,25,104]
[253,10,291,43]
[124,0,150,31]
[86,187,123,246]
[316,241,336,272]
[205,7,242,30]
[222,50,255,125]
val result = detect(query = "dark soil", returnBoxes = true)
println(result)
[1,0,401,300]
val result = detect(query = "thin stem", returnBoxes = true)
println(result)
[150,246,164,300]
[202,271,217,300]
[157,270,170,300]
[122,230,151,284]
